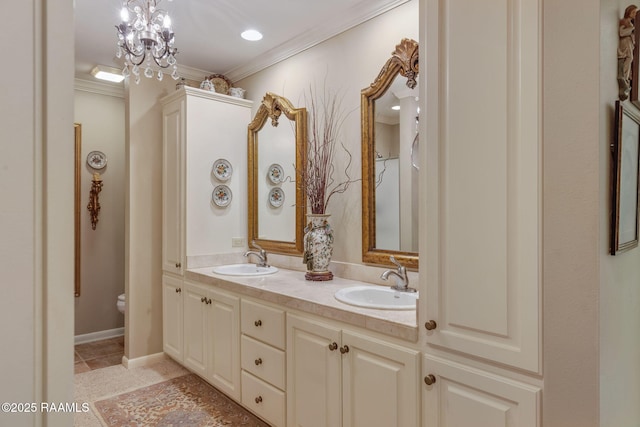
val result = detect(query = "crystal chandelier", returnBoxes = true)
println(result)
[115,0,179,84]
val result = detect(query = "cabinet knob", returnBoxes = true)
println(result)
[328,342,338,351]
[424,374,437,386]
[255,358,263,366]
[255,396,263,404]
[175,262,181,268]
[175,287,181,294]
[424,320,437,331]
[201,296,206,303]
[206,297,212,305]
[254,319,262,327]
[339,345,350,354]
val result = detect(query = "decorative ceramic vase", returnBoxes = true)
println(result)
[303,214,334,281]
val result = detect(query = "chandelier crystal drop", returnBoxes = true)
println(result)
[115,0,179,83]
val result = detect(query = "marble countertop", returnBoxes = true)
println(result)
[186,267,419,342]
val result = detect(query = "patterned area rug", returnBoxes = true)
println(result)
[94,374,269,427]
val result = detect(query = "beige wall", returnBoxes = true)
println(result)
[0,1,75,426]
[237,0,419,264]
[74,84,126,336]
[600,1,640,426]
[543,0,601,425]
[125,76,177,359]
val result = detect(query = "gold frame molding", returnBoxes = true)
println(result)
[248,92,307,255]
[74,123,82,297]
[361,38,419,269]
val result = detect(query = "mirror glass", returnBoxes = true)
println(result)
[248,93,306,255]
[362,38,419,269]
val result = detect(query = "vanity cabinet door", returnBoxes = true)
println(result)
[342,330,420,427]
[422,0,541,373]
[183,281,208,376]
[287,314,342,427]
[162,274,183,362]
[162,98,185,275]
[422,354,540,427]
[206,288,241,401]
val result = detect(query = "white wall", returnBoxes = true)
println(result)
[238,0,419,264]
[74,82,126,335]
[600,1,640,425]
[184,93,253,255]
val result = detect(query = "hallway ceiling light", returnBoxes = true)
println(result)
[91,65,125,83]
[241,29,263,41]
[115,0,180,84]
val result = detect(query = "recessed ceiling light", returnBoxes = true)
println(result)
[391,105,401,111]
[91,65,125,83]
[241,29,263,41]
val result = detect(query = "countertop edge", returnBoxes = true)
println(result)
[184,268,419,343]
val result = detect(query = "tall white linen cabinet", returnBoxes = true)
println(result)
[420,0,543,426]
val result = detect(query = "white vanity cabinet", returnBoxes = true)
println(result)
[287,313,420,427]
[162,274,184,362]
[182,280,241,400]
[420,0,543,424]
[240,299,286,427]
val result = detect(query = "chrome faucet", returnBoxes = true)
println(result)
[381,256,416,292]
[244,240,268,267]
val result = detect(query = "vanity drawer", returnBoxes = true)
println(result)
[241,335,285,390]
[241,299,285,349]
[242,370,285,427]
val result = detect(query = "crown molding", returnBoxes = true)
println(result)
[176,64,214,82]
[225,0,410,82]
[74,78,125,98]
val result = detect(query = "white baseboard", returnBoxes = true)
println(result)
[74,327,124,344]
[122,352,167,369]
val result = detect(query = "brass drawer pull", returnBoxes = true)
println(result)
[328,342,338,351]
[175,287,181,294]
[255,396,263,404]
[175,262,181,268]
[424,374,436,386]
[201,296,206,303]
[255,358,263,366]
[339,345,349,354]
[424,320,437,331]
[254,319,262,327]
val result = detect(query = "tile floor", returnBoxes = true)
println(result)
[74,336,124,374]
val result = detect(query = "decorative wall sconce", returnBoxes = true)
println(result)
[87,173,103,230]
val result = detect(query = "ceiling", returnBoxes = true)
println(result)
[74,0,410,83]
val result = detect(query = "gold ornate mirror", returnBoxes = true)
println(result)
[248,93,307,255]
[362,38,419,269]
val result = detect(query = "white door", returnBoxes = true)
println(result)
[342,330,420,427]
[287,314,342,427]
[182,282,207,375]
[162,274,183,362]
[422,354,540,427]
[207,288,241,400]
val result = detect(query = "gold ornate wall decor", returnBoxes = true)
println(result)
[88,172,103,230]
[361,38,419,269]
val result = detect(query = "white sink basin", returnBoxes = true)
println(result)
[334,285,418,310]
[212,264,279,276]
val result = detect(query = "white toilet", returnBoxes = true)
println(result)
[117,293,125,314]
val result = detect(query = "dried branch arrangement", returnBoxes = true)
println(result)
[302,85,359,214]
